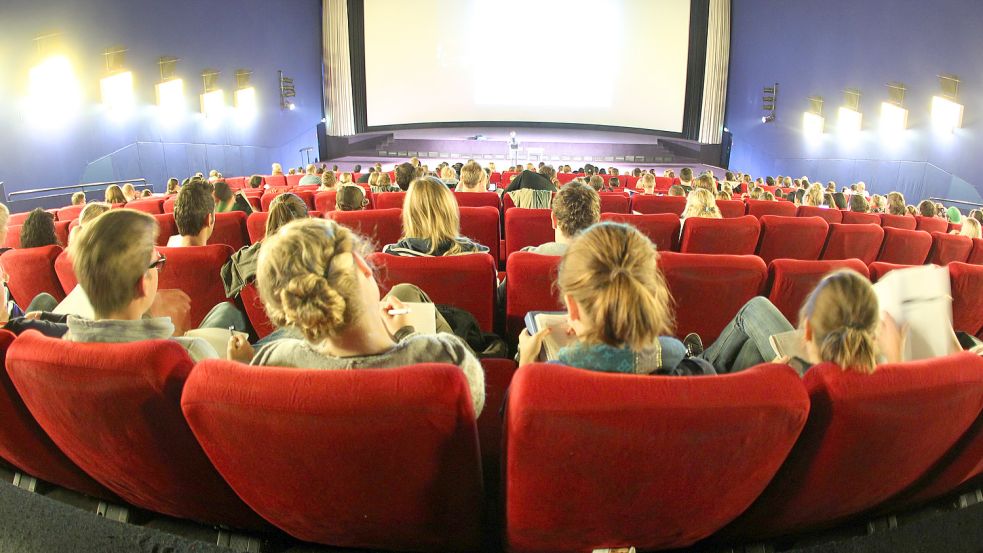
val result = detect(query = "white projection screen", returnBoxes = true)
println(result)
[362,0,692,132]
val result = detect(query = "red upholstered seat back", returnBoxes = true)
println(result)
[313,190,338,213]
[7,212,30,226]
[505,363,810,553]
[877,227,932,265]
[3,225,20,249]
[796,205,842,224]
[53,220,70,247]
[163,197,177,213]
[454,191,501,211]
[680,216,761,255]
[182,360,482,551]
[916,215,949,234]
[949,262,983,336]
[327,208,403,251]
[747,199,796,218]
[600,213,681,252]
[265,175,287,188]
[630,194,686,215]
[369,252,498,332]
[245,212,268,244]
[374,191,406,210]
[820,223,884,265]
[56,204,85,222]
[1,245,66,304]
[157,245,233,327]
[6,332,265,528]
[208,211,248,251]
[504,209,554,259]
[716,199,747,218]
[458,206,500,263]
[724,353,983,539]
[926,232,972,265]
[125,199,164,215]
[0,330,114,499]
[969,238,983,265]
[505,252,562,340]
[879,213,917,230]
[766,259,869,326]
[53,250,77,295]
[152,213,178,247]
[658,251,767,341]
[598,193,630,214]
[867,261,913,282]
[840,211,880,225]
[240,281,275,339]
[285,174,303,187]
[756,216,829,264]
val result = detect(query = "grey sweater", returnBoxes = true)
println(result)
[64,316,219,362]
[251,331,486,416]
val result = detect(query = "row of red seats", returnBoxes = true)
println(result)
[1,328,982,552]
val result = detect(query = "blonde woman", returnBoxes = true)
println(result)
[271,163,284,176]
[887,192,907,216]
[68,202,111,245]
[440,166,459,187]
[681,188,722,220]
[803,183,825,207]
[382,176,489,257]
[372,172,400,193]
[869,194,887,213]
[637,173,657,195]
[104,184,127,204]
[318,171,337,191]
[339,172,354,185]
[957,218,982,240]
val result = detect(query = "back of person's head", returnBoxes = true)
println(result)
[266,193,309,236]
[639,173,656,193]
[947,206,962,223]
[213,180,232,203]
[682,188,721,219]
[552,182,600,238]
[538,165,556,183]
[960,218,982,239]
[805,183,824,207]
[395,162,416,190]
[336,186,368,211]
[402,176,462,254]
[248,175,263,189]
[918,200,937,217]
[459,161,484,190]
[320,171,337,189]
[0,203,9,232]
[749,186,764,200]
[79,202,111,227]
[377,172,392,187]
[71,209,158,318]
[558,223,673,349]
[849,193,869,213]
[21,208,58,248]
[668,184,685,197]
[104,185,126,204]
[440,166,457,181]
[799,270,879,374]
[608,177,620,189]
[174,179,215,237]
[121,183,137,200]
[166,178,180,195]
[694,174,714,193]
[716,190,732,201]
[588,175,604,191]
[886,192,906,215]
[970,209,983,225]
[763,191,776,201]
[306,164,316,175]
[271,162,283,175]
[765,176,775,186]
[257,218,369,343]
[70,192,85,206]
[680,167,693,182]
[725,171,735,181]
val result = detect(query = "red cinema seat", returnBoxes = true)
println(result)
[7,332,266,529]
[926,232,972,265]
[152,213,178,247]
[56,204,85,222]
[0,330,114,499]
[767,259,870,326]
[877,227,932,265]
[658,252,767,342]
[7,212,30,226]
[327,208,403,251]
[157,245,233,327]
[285,174,304,187]
[458,206,500,264]
[717,199,747,218]
[208,211,248,251]
[3,225,20,249]
[868,261,913,282]
[970,238,983,265]
[504,209,554,259]
[820,223,884,265]
[505,252,562,340]
[631,195,686,216]
[600,213,681,252]
[880,213,917,230]
[505,363,809,553]
[239,282,275,339]
[259,192,281,212]
[756,216,829,264]
[598,193,630,214]
[53,250,77,295]
[476,358,517,484]
[680,216,761,255]
[949,262,983,336]
[163,197,177,213]
[722,353,983,540]
[841,211,880,225]
[225,176,245,189]
[454,191,500,211]
[747,200,796,219]
[182,361,482,551]
[246,212,268,244]
[369,253,497,332]
[655,176,674,190]
[313,190,337,213]
[374,191,406,210]
[489,172,502,185]
[53,220,70,246]
[265,175,287,188]
[293,190,317,211]
[1,246,66,304]
[125,199,164,215]
[796,205,842,224]
[503,192,556,212]
[916,215,949,234]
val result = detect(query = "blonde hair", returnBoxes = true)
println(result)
[104,185,126,204]
[402,176,464,255]
[70,209,158,318]
[377,172,392,187]
[639,173,656,193]
[319,171,337,190]
[122,183,137,201]
[368,171,380,187]
[271,163,284,176]
[682,188,722,219]
[959,218,982,239]
[71,192,86,206]
[79,202,111,226]
[804,183,824,207]
[749,186,764,200]
[440,166,457,181]
[0,203,9,229]
[340,172,353,184]
[257,218,369,343]
[799,270,879,374]
[695,174,715,193]
[459,161,484,190]
[558,223,674,350]
[266,193,309,236]
[887,192,906,216]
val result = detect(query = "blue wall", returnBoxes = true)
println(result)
[0,0,322,201]
[726,0,983,204]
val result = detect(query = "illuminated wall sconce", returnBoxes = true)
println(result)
[880,82,908,134]
[279,70,296,110]
[931,74,964,134]
[802,96,825,137]
[837,88,862,135]
[234,69,257,120]
[200,69,224,118]
[100,45,134,116]
[155,56,184,114]
[761,82,778,123]
[25,33,82,127]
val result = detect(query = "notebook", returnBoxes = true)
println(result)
[53,285,96,319]
[392,302,437,335]
[524,311,578,361]
[184,328,250,360]
[872,264,957,361]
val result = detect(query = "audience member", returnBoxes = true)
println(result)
[166,178,180,195]
[383,177,489,256]
[336,185,369,211]
[395,162,416,191]
[104,185,126,204]
[849,194,869,213]
[20,208,59,249]
[682,189,721,220]
[271,163,284,176]
[372,172,400,193]
[122,183,139,202]
[171,179,215,247]
[71,192,86,206]
[524,182,599,256]
[68,202,111,244]
[319,171,338,191]
[440,166,459,188]
[456,161,486,193]
[298,164,320,185]
[668,184,685,197]
[918,200,938,218]
[679,167,694,187]
[887,192,907,215]
[958,218,982,239]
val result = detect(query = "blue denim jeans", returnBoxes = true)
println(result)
[701,297,794,373]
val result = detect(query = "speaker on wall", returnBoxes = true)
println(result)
[720,129,733,169]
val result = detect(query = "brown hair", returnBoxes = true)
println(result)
[401,177,463,254]
[266,193,309,236]
[104,185,126,204]
[395,162,416,190]
[695,174,715,193]
[799,270,879,374]
[558,223,674,350]
[887,192,906,216]
[336,186,367,211]
[849,194,869,213]
[918,200,938,217]
[20,208,59,249]
[668,185,685,197]
[552,182,600,238]
[174,179,215,237]
[804,183,824,207]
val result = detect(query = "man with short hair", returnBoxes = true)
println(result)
[457,161,486,192]
[679,167,694,187]
[170,179,215,246]
[395,162,416,191]
[298,164,320,185]
[523,182,600,256]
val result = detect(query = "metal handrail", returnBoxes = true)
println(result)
[928,197,983,209]
[8,178,149,199]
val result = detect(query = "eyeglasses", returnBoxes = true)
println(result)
[148,253,167,273]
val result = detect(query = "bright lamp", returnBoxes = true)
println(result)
[100,71,134,115]
[200,89,225,118]
[803,112,825,137]
[156,78,184,113]
[931,95,964,133]
[25,55,82,126]
[880,102,908,134]
[838,107,862,135]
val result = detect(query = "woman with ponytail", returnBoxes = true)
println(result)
[681,188,722,220]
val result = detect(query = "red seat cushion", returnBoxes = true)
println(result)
[313,190,338,213]
[369,252,498,332]
[7,213,30,226]
[53,250,77,295]
[374,191,406,210]
[926,232,973,265]
[598,193,630,214]
[505,363,810,553]
[125,199,164,215]
[504,252,562,340]
[840,211,881,225]
[157,245,233,327]
[327,208,403,251]
[1,245,66,304]
[458,206,500,263]
[949,262,983,336]
[723,353,983,539]
[163,197,177,213]
[630,195,686,215]
[717,199,747,218]
[476,358,517,484]
[504,209,554,259]
[756,216,829,264]
[240,281,275,339]
[181,360,482,551]
[868,261,913,282]
[916,216,949,234]
[879,213,917,230]
[56,204,85,222]
[152,213,178,247]
[245,212,268,244]
[600,213,681,252]
[454,191,501,211]
[265,175,287,188]
[969,238,983,265]
[766,259,870,326]
[208,211,249,251]
[658,251,767,341]
[796,205,843,224]
[6,332,266,529]
[680,216,761,255]
[877,227,932,265]
[820,223,884,265]
[747,200,796,218]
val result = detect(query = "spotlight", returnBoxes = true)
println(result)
[837,89,862,135]
[25,54,82,127]
[200,69,224,118]
[233,69,256,122]
[880,102,908,134]
[279,70,296,110]
[932,74,964,134]
[155,57,184,115]
[99,46,134,117]
[287,102,296,111]
[761,114,776,124]
[761,83,778,123]
[802,96,825,138]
